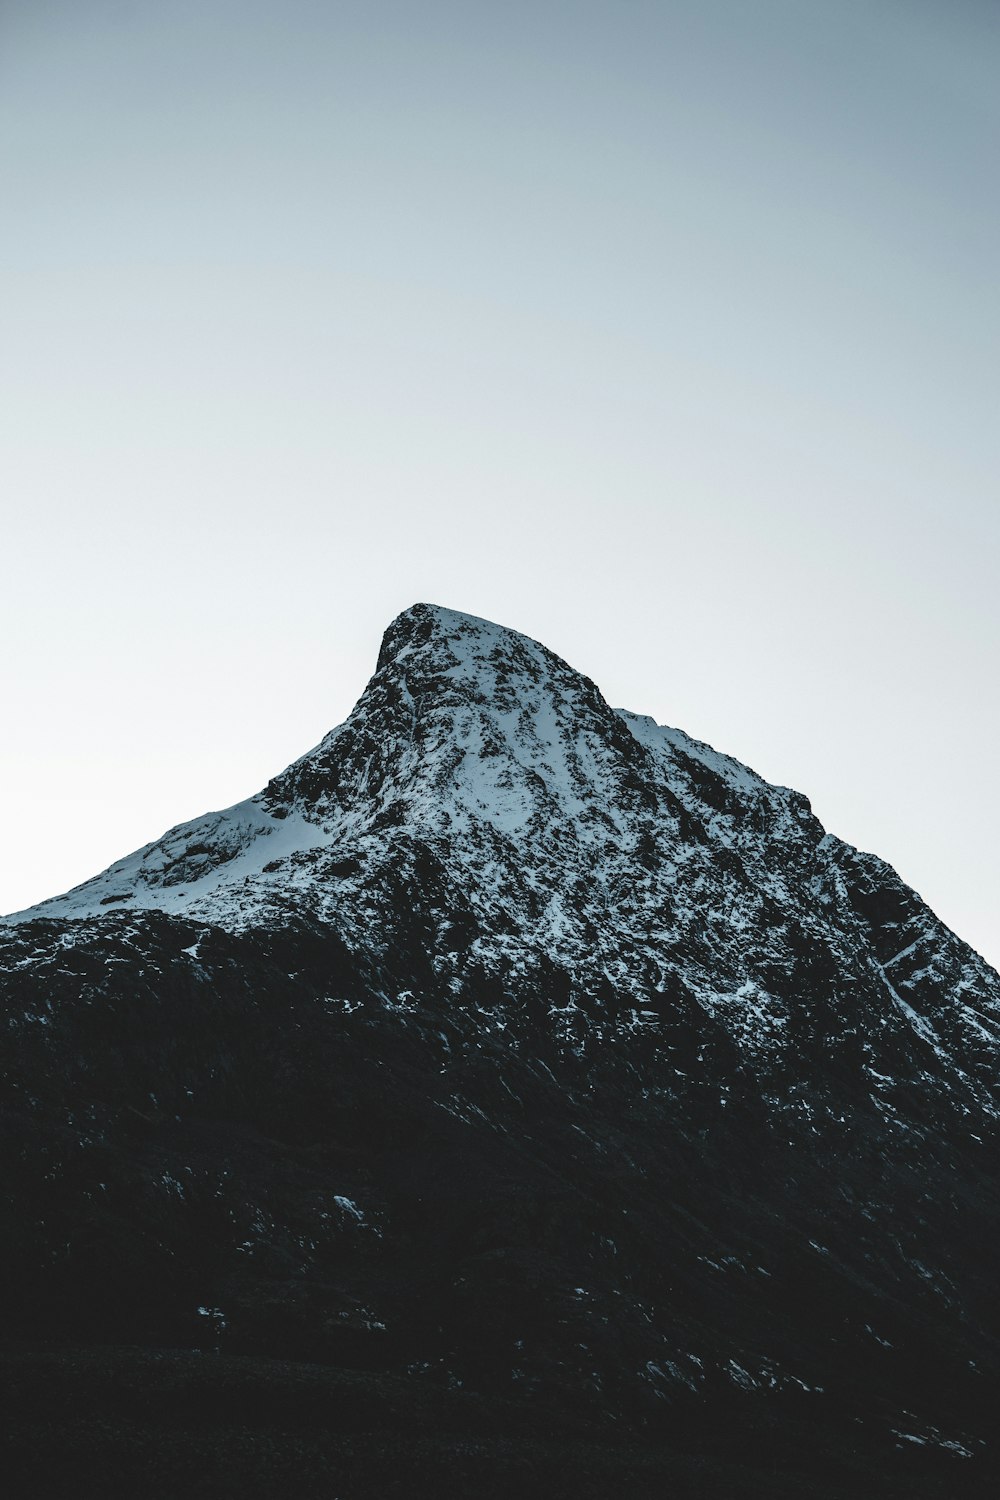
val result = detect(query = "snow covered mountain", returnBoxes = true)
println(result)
[3,604,999,1498]
[13,602,998,1102]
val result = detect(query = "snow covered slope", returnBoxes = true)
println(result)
[10,601,999,1110]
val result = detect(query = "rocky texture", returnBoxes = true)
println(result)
[2,603,999,1497]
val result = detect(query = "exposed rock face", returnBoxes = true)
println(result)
[2,604,999,1497]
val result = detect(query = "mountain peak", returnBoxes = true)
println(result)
[6,603,997,1124]
[6,607,1000,1494]
[374,602,579,690]
[376,601,492,669]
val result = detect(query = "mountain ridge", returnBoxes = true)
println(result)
[8,602,997,1108]
[2,602,999,1497]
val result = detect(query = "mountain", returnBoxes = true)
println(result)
[3,602,999,1499]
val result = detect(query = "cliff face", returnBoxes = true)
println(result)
[3,604,999,1497]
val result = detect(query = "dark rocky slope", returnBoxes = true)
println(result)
[2,604,999,1497]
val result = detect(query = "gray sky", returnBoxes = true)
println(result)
[2,0,998,967]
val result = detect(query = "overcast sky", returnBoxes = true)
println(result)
[2,0,998,967]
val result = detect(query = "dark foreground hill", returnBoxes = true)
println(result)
[3,603,999,1497]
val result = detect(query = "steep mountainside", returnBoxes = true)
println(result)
[3,604,999,1498]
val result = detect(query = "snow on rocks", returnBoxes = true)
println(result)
[4,602,998,1106]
